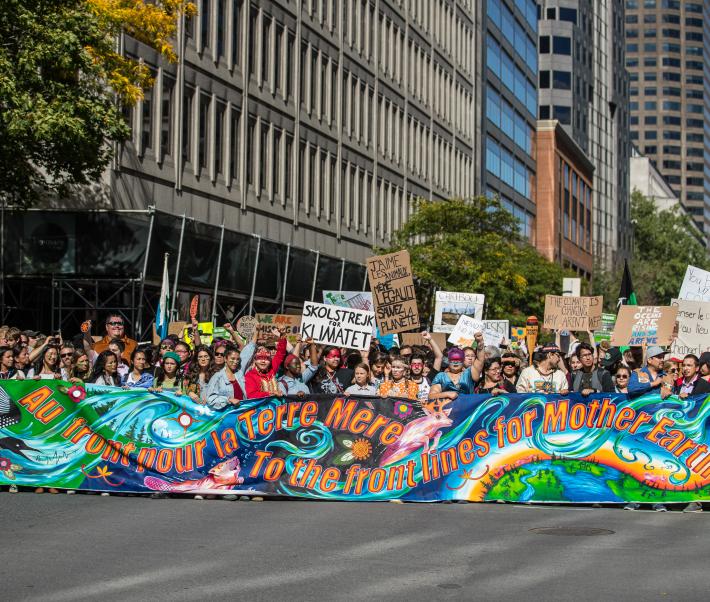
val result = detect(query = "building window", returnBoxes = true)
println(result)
[553,70,571,90]
[552,36,571,55]
[160,73,176,160]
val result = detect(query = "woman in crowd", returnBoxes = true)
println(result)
[368,353,389,389]
[476,358,516,395]
[152,351,182,391]
[59,343,75,380]
[244,330,287,398]
[429,333,485,400]
[71,350,92,382]
[184,345,215,402]
[13,345,30,376]
[122,348,154,389]
[90,350,120,386]
[345,363,377,396]
[614,366,631,394]
[500,352,520,389]
[27,346,62,380]
[205,330,257,408]
[212,341,228,371]
[310,346,354,395]
[0,347,21,380]
[378,356,419,399]
[568,353,582,372]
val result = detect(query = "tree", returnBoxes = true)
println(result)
[593,190,710,306]
[0,0,195,204]
[385,196,573,324]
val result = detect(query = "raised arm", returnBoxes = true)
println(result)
[469,332,485,382]
[421,331,444,371]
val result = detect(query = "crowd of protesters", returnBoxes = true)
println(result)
[2,316,708,405]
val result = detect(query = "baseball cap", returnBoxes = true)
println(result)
[602,347,622,369]
[646,345,666,359]
[541,343,561,354]
[22,330,40,338]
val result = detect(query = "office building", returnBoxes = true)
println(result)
[482,0,539,240]
[625,0,709,237]
[3,1,479,333]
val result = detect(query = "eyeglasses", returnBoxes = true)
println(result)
[107,321,124,326]
[160,344,173,350]
[615,374,629,379]
[668,368,678,374]
[60,352,73,358]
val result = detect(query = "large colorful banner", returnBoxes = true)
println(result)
[2,381,710,503]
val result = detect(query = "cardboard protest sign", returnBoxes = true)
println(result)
[543,295,603,331]
[433,292,485,333]
[678,265,710,302]
[301,302,375,350]
[255,314,301,344]
[611,305,678,347]
[448,316,503,348]
[400,332,448,350]
[236,315,258,340]
[366,251,420,335]
[152,321,186,345]
[670,299,710,357]
[323,291,374,311]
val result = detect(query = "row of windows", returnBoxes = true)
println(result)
[562,162,592,252]
[539,70,571,90]
[628,57,704,70]
[538,105,572,125]
[627,13,704,26]
[486,35,537,118]
[626,43,703,55]
[487,0,538,74]
[626,0,702,10]
[486,189,534,240]
[485,136,534,201]
[627,28,704,41]
[485,87,534,158]
[539,35,571,56]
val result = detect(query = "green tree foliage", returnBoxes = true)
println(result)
[386,196,573,324]
[0,1,193,204]
[593,191,710,306]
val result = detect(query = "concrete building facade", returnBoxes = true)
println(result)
[625,0,709,237]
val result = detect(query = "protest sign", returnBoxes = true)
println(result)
[594,313,617,344]
[433,291,485,333]
[5,380,710,503]
[236,315,258,340]
[482,320,509,344]
[301,302,375,350]
[670,299,710,357]
[611,305,678,346]
[678,265,710,302]
[323,291,374,311]
[448,316,503,348]
[152,321,186,345]
[510,326,525,342]
[562,277,581,297]
[255,314,301,343]
[366,251,420,335]
[400,332,448,350]
[543,295,603,331]
[185,321,213,347]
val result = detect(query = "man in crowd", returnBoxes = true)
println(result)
[627,346,672,398]
[516,344,568,394]
[676,354,710,397]
[570,342,614,395]
[91,314,137,361]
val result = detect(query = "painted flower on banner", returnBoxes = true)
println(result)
[393,402,413,419]
[336,437,373,464]
[67,385,87,403]
[0,456,22,480]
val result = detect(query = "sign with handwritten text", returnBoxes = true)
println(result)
[366,251,420,335]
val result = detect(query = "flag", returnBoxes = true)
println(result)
[156,253,170,340]
[617,259,637,307]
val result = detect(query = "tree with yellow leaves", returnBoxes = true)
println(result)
[0,0,195,204]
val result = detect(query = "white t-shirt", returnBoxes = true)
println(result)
[413,377,431,401]
[516,366,568,394]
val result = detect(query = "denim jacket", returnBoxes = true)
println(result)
[205,343,255,409]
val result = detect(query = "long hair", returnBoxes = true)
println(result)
[89,350,118,383]
[71,350,92,381]
[185,345,216,384]
[33,345,59,375]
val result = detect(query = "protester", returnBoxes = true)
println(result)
[516,344,568,394]
[614,366,631,394]
[0,347,20,380]
[477,358,516,395]
[206,342,256,409]
[108,339,129,380]
[676,354,710,397]
[310,346,354,395]
[463,347,476,368]
[409,355,432,401]
[212,341,228,370]
[12,345,30,377]
[122,348,154,389]
[174,341,192,375]
[58,344,75,381]
[91,315,137,361]
[500,352,520,389]
[152,352,182,392]
[345,363,378,396]
[27,346,62,380]
[627,346,672,398]
[429,333,485,399]
[570,343,614,395]
[368,352,389,389]
[90,350,120,386]
[244,329,287,398]
[378,356,419,399]
[183,345,215,401]
[568,354,582,372]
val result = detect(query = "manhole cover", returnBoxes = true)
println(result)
[529,527,615,536]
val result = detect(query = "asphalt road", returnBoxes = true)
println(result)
[1,493,709,601]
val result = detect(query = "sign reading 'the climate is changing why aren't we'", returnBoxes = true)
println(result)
[366,251,420,335]
[543,295,603,331]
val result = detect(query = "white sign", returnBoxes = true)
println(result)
[447,316,502,349]
[563,278,581,297]
[301,301,375,351]
[434,291,485,333]
[670,298,710,357]
[482,320,510,344]
[678,265,710,302]
[322,291,373,311]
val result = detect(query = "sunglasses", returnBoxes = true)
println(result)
[160,344,173,350]
[214,352,225,357]
[501,362,517,367]
[107,321,124,326]
[60,352,73,358]
[615,374,629,379]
